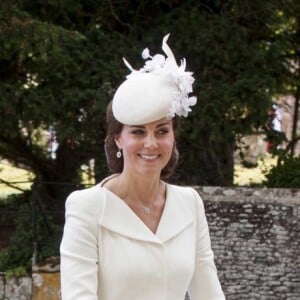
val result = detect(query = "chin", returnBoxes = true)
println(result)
[137,167,162,177]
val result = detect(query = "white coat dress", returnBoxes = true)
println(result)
[60,177,225,300]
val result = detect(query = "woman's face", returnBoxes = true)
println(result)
[115,118,175,178]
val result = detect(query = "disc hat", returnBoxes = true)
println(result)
[112,34,197,125]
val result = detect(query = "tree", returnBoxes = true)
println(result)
[259,1,300,159]
[141,0,292,185]
[275,2,300,157]
[0,2,125,212]
[0,0,298,209]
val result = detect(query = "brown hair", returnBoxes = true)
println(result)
[104,101,179,180]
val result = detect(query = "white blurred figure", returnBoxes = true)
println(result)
[46,126,59,159]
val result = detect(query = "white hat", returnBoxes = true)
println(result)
[112,34,197,125]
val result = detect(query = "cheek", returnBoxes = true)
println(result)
[162,139,175,153]
[121,139,142,154]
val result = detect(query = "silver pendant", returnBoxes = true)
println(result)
[143,207,151,214]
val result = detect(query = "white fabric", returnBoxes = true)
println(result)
[112,34,197,125]
[112,73,175,125]
[60,181,225,300]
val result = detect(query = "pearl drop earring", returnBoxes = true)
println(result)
[116,149,122,158]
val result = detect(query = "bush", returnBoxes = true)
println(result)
[0,192,60,273]
[264,155,300,188]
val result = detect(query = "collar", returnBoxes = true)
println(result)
[98,184,193,244]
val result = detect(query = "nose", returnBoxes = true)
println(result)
[144,133,158,149]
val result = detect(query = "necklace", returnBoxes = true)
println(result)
[141,183,166,214]
[143,207,151,214]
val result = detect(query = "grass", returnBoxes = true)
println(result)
[0,160,95,199]
[234,155,277,186]
[0,161,34,198]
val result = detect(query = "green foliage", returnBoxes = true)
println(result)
[0,0,299,195]
[5,266,27,279]
[0,192,59,273]
[264,156,300,188]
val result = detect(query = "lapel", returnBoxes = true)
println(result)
[98,185,193,244]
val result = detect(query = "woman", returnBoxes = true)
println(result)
[60,34,225,300]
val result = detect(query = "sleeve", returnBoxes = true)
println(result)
[60,190,100,300]
[187,189,225,300]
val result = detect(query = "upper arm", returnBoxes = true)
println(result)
[60,191,100,300]
[188,188,225,300]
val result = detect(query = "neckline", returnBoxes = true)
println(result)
[99,173,120,188]
[98,175,169,235]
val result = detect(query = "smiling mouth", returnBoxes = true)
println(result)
[139,154,159,160]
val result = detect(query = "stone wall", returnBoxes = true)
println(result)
[32,256,61,300]
[1,187,299,300]
[0,273,31,300]
[196,186,300,300]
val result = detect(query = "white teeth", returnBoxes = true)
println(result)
[140,154,158,160]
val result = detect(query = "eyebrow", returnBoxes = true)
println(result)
[129,122,171,129]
